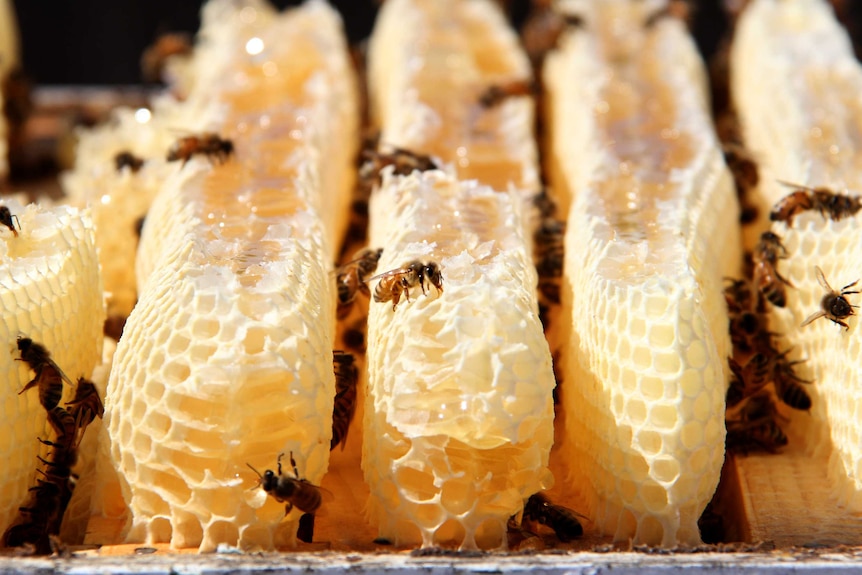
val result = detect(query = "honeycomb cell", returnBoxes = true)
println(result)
[435,518,467,545]
[629,317,647,339]
[632,346,652,370]
[638,514,664,545]
[192,317,221,339]
[640,376,663,401]
[679,421,703,450]
[650,457,680,484]
[243,326,268,355]
[685,340,708,369]
[439,479,476,516]
[625,398,647,425]
[650,404,678,429]
[149,516,173,543]
[637,430,662,455]
[168,333,191,355]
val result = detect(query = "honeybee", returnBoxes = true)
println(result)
[330,351,359,451]
[247,452,325,515]
[726,372,745,408]
[66,377,105,431]
[46,407,78,452]
[726,391,788,453]
[141,32,192,83]
[166,133,234,166]
[478,79,537,108]
[335,248,383,319]
[722,143,760,224]
[371,260,444,310]
[728,354,770,393]
[729,311,762,353]
[114,150,144,173]
[0,206,20,237]
[16,337,73,411]
[534,219,565,280]
[752,231,791,307]
[770,348,812,411]
[723,277,756,315]
[522,492,584,542]
[520,1,585,69]
[359,146,439,189]
[801,266,860,331]
[772,181,862,224]
[531,188,558,219]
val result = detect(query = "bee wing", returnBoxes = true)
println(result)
[367,267,410,283]
[776,179,814,192]
[47,359,75,387]
[814,265,831,291]
[800,309,826,327]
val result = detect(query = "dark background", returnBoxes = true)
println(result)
[8,0,862,86]
[9,0,737,86]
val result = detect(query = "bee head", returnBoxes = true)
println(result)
[423,262,443,293]
[17,336,32,353]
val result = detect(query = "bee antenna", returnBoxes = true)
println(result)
[246,463,264,485]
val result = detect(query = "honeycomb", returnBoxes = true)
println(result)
[0,199,104,535]
[365,171,555,549]
[361,0,555,549]
[105,0,358,551]
[62,108,178,318]
[731,0,862,240]
[733,0,862,510]
[544,2,740,545]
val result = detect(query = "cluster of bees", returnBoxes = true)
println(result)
[724,181,862,453]
[2,337,104,553]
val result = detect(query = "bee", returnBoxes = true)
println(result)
[726,391,788,453]
[335,248,383,319]
[166,133,234,166]
[722,143,760,224]
[772,181,862,224]
[247,452,325,515]
[66,377,105,432]
[141,32,193,83]
[520,1,585,69]
[358,146,439,190]
[723,278,756,315]
[531,188,558,220]
[726,372,745,408]
[728,354,770,394]
[114,150,144,173]
[371,260,444,310]
[0,206,20,237]
[801,266,860,331]
[46,407,78,452]
[729,310,763,353]
[331,351,359,451]
[534,219,565,280]
[16,337,73,411]
[3,521,46,551]
[770,348,813,410]
[752,231,791,307]
[478,79,537,108]
[522,492,584,542]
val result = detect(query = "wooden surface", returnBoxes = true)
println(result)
[724,444,862,548]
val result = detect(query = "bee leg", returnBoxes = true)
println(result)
[284,502,293,516]
[277,452,285,476]
[289,451,300,479]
